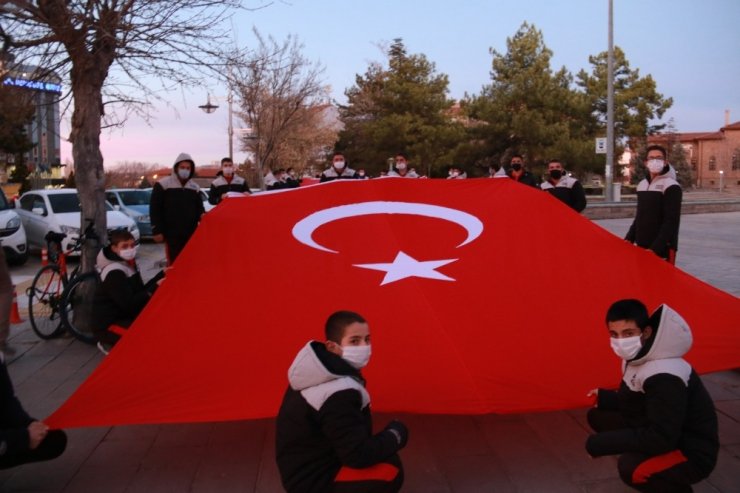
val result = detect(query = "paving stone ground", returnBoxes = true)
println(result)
[1,211,738,492]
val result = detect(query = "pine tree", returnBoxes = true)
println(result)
[337,39,464,177]
[576,47,673,140]
[465,23,598,178]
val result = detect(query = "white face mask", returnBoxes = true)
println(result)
[118,246,137,261]
[333,160,345,169]
[395,162,407,171]
[222,166,234,176]
[610,335,642,360]
[177,168,191,180]
[646,159,665,174]
[341,345,372,369]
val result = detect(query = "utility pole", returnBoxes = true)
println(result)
[605,0,615,202]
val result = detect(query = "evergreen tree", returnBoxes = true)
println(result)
[337,39,464,177]
[576,47,673,140]
[465,23,598,178]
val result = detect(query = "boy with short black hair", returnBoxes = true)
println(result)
[585,299,718,493]
[276,310,408,493]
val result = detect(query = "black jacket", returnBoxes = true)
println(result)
[625,167,682,258]
[92,248,150,331]
[320,167,358,182]
[276,342,403,493]
[150,154,205,240]
[510,170,539,188]
[0,360,34,459]
[586,305,718,477]
[208,175,249,205]
[541,176,587,212]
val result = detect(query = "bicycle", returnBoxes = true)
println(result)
[27,224,100,344]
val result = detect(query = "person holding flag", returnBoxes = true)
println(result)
[208,157,250,205]
[320,152,359,182]
[585,299,718,493]
[276,311,407,493]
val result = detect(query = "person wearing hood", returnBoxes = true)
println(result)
[489,160,508,178]
[540,159,587,212]
[150,152,205,264]
[387,152,419,178]
[208,157,250,205]
[92,230,160,354]
[625,145,682,263]
[508,154,539,188]
[585,299,718,493]
[276,311,408,493]
[320,152,359,182]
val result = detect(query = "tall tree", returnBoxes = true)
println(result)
[1,1,243,272]
[465,22,598,177]
[576,46,673,140]
[337,39,464,177]
[232,29,331,188]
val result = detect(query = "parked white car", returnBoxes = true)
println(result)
[0,192,28,265]
[15,189,140,254]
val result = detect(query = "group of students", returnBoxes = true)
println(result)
[318,151,587,213]
[1,148,702,490]
[277,301,718,493]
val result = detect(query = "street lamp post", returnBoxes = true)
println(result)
[719,170,724,193]
[605,0,615,202]
[199,90,234,161]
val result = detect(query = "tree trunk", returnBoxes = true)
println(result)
[69,65,108,336]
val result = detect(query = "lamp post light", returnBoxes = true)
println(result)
[719,170,724,193]
[199,90,234,161]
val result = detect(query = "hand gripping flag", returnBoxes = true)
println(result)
[47,178,740,428]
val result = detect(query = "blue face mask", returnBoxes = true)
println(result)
[177,168,191,180]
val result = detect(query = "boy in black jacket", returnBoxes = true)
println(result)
[0,354,67,469]
[276,311,408,493]
[586,299,718,493]
[92,230,160,354]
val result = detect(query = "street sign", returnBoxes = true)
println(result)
[595,137,607,154]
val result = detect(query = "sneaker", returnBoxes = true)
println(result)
[97,341,111,356]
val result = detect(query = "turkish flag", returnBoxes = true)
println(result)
[46,178,740,428]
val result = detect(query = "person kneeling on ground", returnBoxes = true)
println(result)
[585,299,718,493]
[276,310,408,493]
[92,230,161,354]
[0,353,67,469]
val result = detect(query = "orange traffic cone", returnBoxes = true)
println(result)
[10,286,23,324]
[41,248,48,266]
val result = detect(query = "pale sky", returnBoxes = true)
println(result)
[60,0,740,168]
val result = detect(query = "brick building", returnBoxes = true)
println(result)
[648,115,740,191]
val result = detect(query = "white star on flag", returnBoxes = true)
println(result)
[354,251,458,286]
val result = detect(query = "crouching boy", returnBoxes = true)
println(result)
[585,299,718,493]
[276,310,408,493]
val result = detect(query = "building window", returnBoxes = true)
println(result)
[733,152,739,171]
[708,156,716,171]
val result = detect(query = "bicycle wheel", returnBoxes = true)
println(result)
[60,272,99,344]
[27,264,66,339]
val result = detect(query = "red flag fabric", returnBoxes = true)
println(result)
[47,178,740,428]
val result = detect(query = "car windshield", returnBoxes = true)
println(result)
[0,193,9,211]
[48,193,113,213]
[118,190,151,206]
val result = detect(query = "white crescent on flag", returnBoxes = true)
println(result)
[291,201,484,253]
